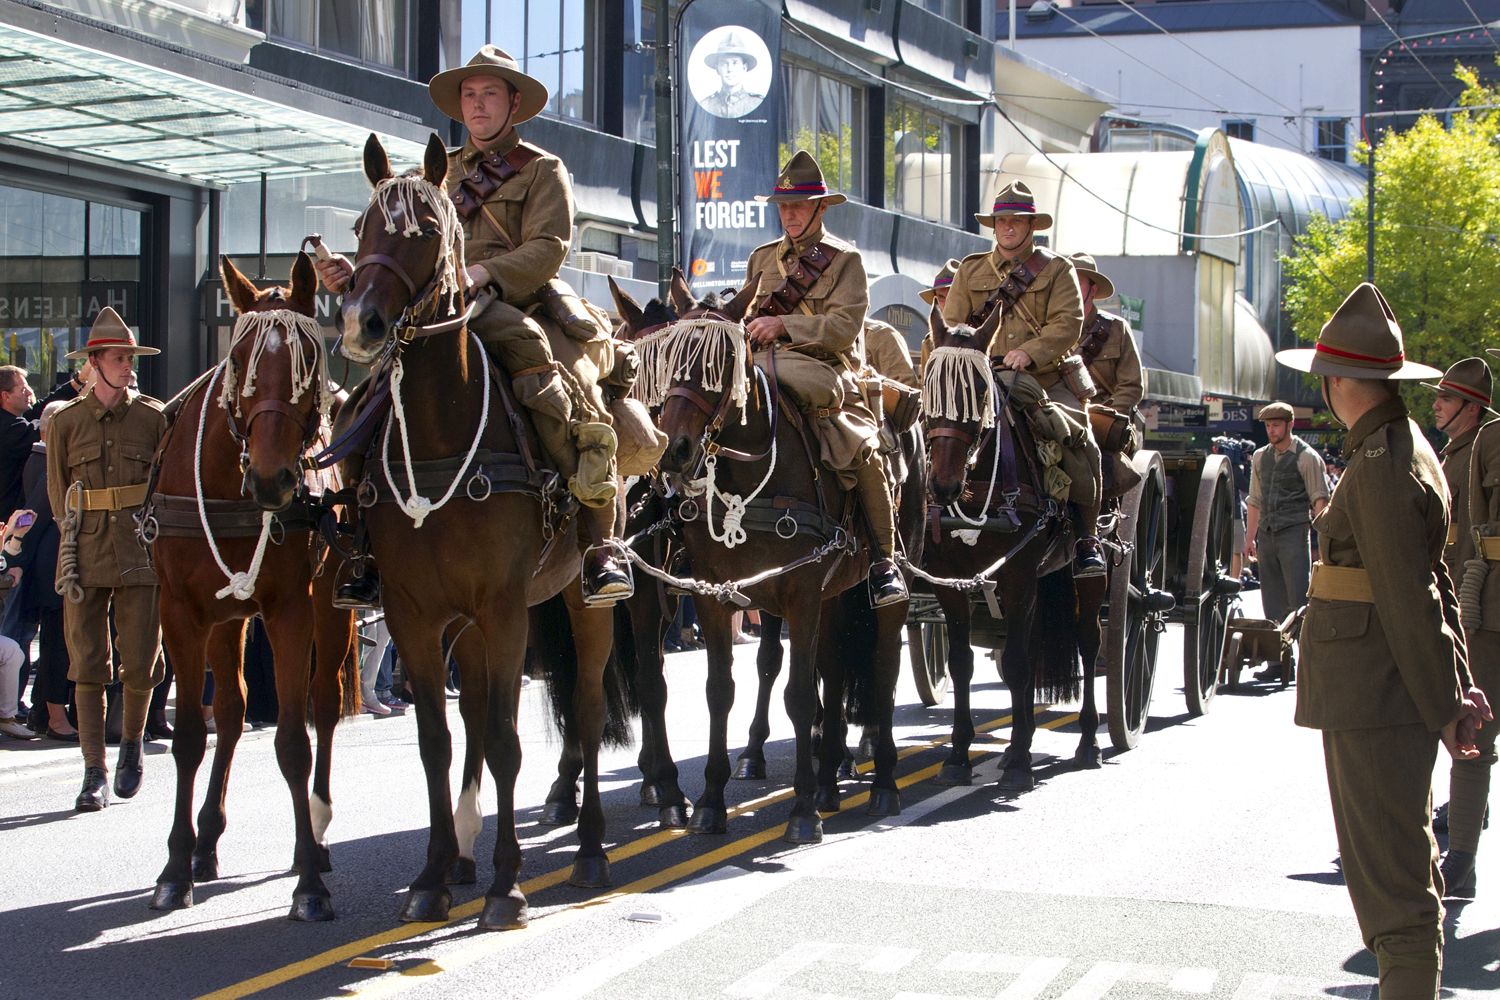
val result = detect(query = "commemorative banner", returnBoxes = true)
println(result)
[677,0,783,295]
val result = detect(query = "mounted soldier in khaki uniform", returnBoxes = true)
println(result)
[942,181,1104,576]
[317,46,630,604]
[1278,284,1492,999]
[1068,253,1142,412]
[742,150,905,606]
[47,308,166,812]
[1426,355,1499,898]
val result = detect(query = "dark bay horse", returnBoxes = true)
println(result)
[338,133,619,930]
[918,308,1106,793]
[148,253,356,920]
[640,277,907,844]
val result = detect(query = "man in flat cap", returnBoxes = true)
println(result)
[744,150,905,606]
[47,308,166,811]
[1278,283,1492,999]
[1245,399,1329,678]
[317,46,630,604]
[943,181,1104,577]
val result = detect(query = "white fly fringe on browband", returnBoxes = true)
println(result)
[369,172,467,321]
[922,346,996,430]
[218,309,332,426]
[632,318,749,424]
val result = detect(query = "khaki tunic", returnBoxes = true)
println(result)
[746,228,867,369]
[1085,308,1144,411]
[861,319,917,388]
[1440,423,1482,573]
[1468,419,1500,638]
[941,245,1083,389]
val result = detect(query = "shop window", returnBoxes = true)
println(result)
[887,97,964,227]
[1222,120,1255,142]
[220,171,374,261]
[258,0,412,75]
[1315,117,1347,163]
[482,0,599,125]
[780,63,865,201]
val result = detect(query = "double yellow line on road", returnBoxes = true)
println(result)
[201,710,1083,999]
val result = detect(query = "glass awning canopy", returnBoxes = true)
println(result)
[0,21,428,185]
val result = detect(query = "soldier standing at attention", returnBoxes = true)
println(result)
[316,46,630,604]
[1245,400,1329,676]
[1278,283,1491,999]
[47,308,166,811]
[1443,351,1500,897]
[1067,253,1142,413]
[942,181,1104,576]
[744,150,905,606]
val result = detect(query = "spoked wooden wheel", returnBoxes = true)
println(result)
[1183,455,1240,717]
[1106,451,1172,752]
[907,623,950,707]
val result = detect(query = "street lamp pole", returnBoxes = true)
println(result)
[654,0,675,300]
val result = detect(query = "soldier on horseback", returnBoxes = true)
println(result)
[316,46,631,604]
[941,181,1106,577]
[743,150,907,607]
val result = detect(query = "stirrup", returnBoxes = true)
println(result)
[581,544,634,608]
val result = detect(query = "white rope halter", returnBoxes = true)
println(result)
[632,317,750,424]
[368,172,467,320]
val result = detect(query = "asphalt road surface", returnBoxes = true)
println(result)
[2,590,1495,999]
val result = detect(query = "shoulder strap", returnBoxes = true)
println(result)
[1078,311,1113,366]
[450,145,543,222]
[754,241,843,319]
[967,248,1051,328]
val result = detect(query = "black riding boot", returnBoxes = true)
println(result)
[75,766,109,812]
[580,504,632,607]
[868,558,908,608]
[1073,536,1106,578]
[114,738,144,799]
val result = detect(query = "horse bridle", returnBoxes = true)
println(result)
[347,205,470,350]
[220,322,327,489]
[662,308,778,465]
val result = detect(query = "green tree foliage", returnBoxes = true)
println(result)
[1283,67,1500,376]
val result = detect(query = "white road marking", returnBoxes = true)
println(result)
[1232,972,1374,1000]
[1058,960,1218,1000]
[724,941,839,997]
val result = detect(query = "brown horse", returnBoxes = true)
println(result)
[148,252,355,920]
[918,307,1106,792]
[338,133,617,930]
[641,276,907,843]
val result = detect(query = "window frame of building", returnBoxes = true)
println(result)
[483,0,603,127]
[779,60,867,203]
[1314,116,1347,163]
[255,1,416,76]
[1222,119,1256,142]
[885,95,965,227]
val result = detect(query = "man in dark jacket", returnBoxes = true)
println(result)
[0,365,85,524]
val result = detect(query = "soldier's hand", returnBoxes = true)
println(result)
[747,316,786,348]
[314,254,355,294]
[1442,689,1493,760]
[1002,349,1031,371]
[464,264,491,291]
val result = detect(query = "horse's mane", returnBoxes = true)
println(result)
[639,298,678,330]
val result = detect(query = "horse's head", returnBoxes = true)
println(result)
[628,269,758,477]
[220,252,329,510]
[921,304,1002,506]
[339,133,462,364]
[607,274,679,342]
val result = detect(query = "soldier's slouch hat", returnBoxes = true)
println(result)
[1275,282,1440,380]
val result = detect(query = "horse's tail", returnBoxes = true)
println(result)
[1034,568,1083,705]
[839,589,882,727]
[532,594,636,750]
[610,600,645,719]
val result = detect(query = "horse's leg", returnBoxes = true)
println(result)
[264,597,335,922]
[308,577,354,873]
[562,588,613,889]
[192,620,248,881]
[447,622,488,886]
[687,599,739,835]
[151,610,210,911]
[866,602,906,817]
[630,591,687,827]
[782,600,825,844]
[1074,576,1107,768]
[734,612,783,780]
[934,587,976,786]
[474,601,529,931]
[812,597,845,814]
[997,576,1038,793]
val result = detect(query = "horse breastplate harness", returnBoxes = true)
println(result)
[967,249,1050,328]
[448,145,541,222]
[753,242,842,319]
[1078,311,1114,366]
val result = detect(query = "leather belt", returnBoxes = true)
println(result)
[1479,535,1500,561]
[81,483,149,512]
[1307,561,1373,604]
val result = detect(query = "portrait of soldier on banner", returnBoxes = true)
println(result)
[687,27,772,120]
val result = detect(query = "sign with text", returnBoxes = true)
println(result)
[1117,294,1145,333]
[0,282,137,327]
[677,0,783,295]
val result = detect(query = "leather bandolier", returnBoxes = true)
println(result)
[753,242,843,321]
[966,248,1050,328]
[1078,310,1113,367]
[449,145,542,222]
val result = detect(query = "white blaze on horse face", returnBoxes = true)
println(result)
[310,792,332,846]
[454,777,482,860]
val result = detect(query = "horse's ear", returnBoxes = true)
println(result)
[422,132,448,187]
[363,133,392,187]
[288,251,317,315]
[608,276,646,335]
[975,302,1003,349]
[220,255,259,315]
[668,267,695,316]
[928,303,948,345]
[723,275,760,323]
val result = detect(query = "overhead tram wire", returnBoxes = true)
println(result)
[1363,0,1460,102]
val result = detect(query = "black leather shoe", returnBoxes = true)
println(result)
[27,704,46,734]
[868,559,908,608]
[1440,849,1477,898]
[1253,664,1284,683]
[114,739,144,799]
[75,767,109,812]
[1073,537,1107,579]
[582,550,633,607]
[45,726,80,743]
[334,569,382,610]
[145,713,174,742]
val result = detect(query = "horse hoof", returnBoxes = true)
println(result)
[997,768,1035,794]
[569,855,612,889]
[150,881,193,911]
[687,806,727,835]
[1074,745,1102,769]
[319,845,333,873]
[836,758,858,782]
[814,787,841,814]
[867,788,902,818]
[934,764,973,787]
[446,857,477,885]
[539,801,579,827]
[477,889,528,932]
[398,887,452,923]
[783,814,823,845]
[191,854,219,882]
[639,783,661,808]
[288,892,336,922]
[658,805,688,829]
[733,758,766,781]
